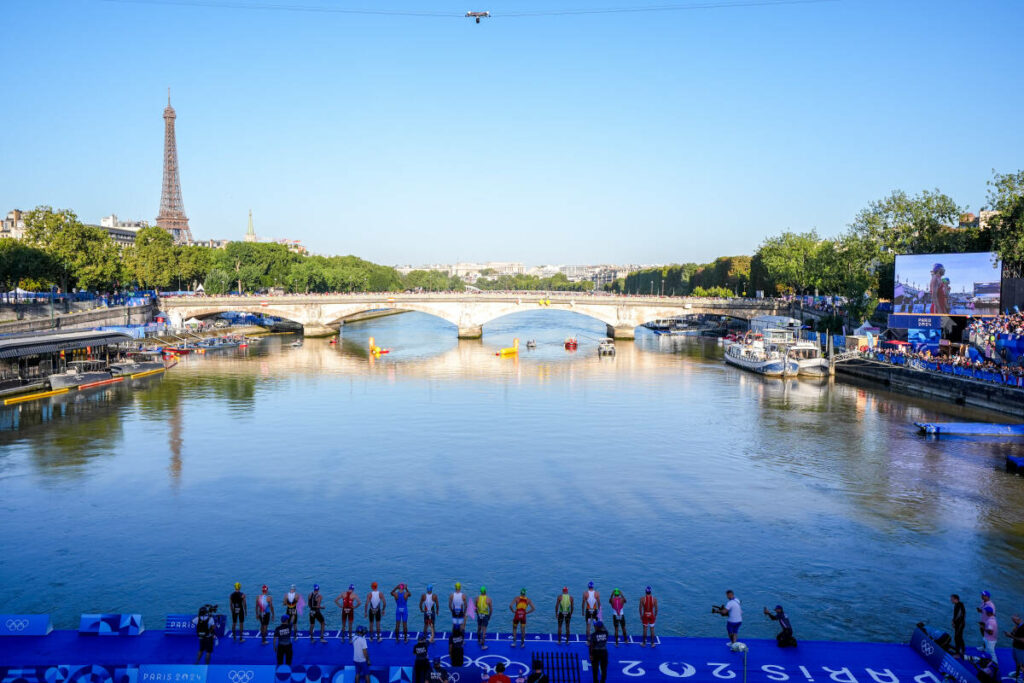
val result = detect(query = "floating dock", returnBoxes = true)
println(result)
[0,624,999,683]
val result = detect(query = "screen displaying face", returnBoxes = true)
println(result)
[893,252,1002,316]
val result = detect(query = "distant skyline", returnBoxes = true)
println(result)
[2,0,1022,265]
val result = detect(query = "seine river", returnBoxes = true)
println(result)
[1,311,1022,643]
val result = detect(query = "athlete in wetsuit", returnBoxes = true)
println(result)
[283,584,300,634]
[229,582,247,643]
[449,583,467,632]
[555,587,574,645]
[609,589,628,646]
[308,584,326,643]
[273,615,293,666]
[420,585,439,643]
[335,584,361,641]
[476,586,493,649]
[509,588,535,648]
[639,586,658,647]
[582,582,601,638]
[391,583,412,643]
[256,585,275,645]
[365,582,386,642]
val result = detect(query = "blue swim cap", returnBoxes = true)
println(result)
[427,584,433,591]
[313,584,319,591]
[932,263,944,272]
[281,615,289,623]
[775,605,784,612]
[588,581,594,588]
[645,586,652,593]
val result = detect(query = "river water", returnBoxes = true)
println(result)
[1,311,1022,643]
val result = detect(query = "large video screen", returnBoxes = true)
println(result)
[893,252,1002,316]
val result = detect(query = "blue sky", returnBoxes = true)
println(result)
[2,0,1021,266]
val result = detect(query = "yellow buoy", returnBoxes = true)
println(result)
[497,338,520,357]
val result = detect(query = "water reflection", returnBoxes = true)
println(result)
[0,311,1022,642]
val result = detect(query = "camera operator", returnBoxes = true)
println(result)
[194,604,218,664]
[712,590,742,645]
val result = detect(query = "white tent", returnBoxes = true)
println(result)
[184,317,203,326]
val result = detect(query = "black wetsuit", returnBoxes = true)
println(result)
[413,641,431,683]
[230,591,245,628]
[309,592,325,625]
[274,623,293,665]
[450,630,465,667]
[589,626,609,683]
[768,612,796,647]
[953,602,966,655]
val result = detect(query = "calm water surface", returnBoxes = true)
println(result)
[2,311,1023,642]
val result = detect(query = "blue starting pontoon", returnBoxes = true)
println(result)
[0,617,998,683]
[915,422,1024,436]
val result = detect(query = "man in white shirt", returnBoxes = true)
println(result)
[713,590,743,645]
[353,625,371,683]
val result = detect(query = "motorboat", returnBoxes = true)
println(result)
[780,338,830,376]
[525,340,537,349]
[564,337,578,351]
[598,338,616,356]
[109,353,168,377]
[723,332,799,376]
[47,360,116,390]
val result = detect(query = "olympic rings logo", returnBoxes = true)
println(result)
[228,671,255,683]
[5,619,29,631]
[920,642,935,656]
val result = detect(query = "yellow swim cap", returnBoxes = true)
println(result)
[234,582,240,590]
[455,582,461,590]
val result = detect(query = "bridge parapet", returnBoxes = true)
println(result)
[158,294,788,338]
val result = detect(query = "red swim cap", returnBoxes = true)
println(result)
[371,582,378,589]
[262,585,268,593]
[562,587,568,593]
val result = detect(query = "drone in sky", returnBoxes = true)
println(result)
[465,10,490,23]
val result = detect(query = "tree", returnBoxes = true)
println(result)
[23,206,121,292]
[125,226,175,290]
[986,169,1024,277]
[175,245,214,291]
[0,239,52,301]
[288,259,329,293]
[755,230,821,294]
[203,268,233,295]
[848,189,964,255]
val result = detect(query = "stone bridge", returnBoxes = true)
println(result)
[159,293,788,338]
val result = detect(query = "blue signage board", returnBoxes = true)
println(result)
[79,614,145,636]
[0,615,53,636]
[165,614,227,637]
[139,665,207,683]
[909,627,980,683]
[888,314,947,330]
[206,666,275,683]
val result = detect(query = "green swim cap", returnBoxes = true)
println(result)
[613,589,621,596]
[520,588,527,595]
[480,586,486,594]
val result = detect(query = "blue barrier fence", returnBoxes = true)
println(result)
[869,353,1024,387]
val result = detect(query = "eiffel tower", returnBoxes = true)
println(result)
[155,89,193,244]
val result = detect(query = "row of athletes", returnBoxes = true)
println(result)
[227,581,661,648]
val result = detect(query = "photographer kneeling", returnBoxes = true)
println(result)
[764,606,797,648]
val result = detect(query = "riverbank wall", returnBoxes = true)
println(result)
[0,303,155,335]
[837,359,1024,418]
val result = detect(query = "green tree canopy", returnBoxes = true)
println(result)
[125,226,175,290]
